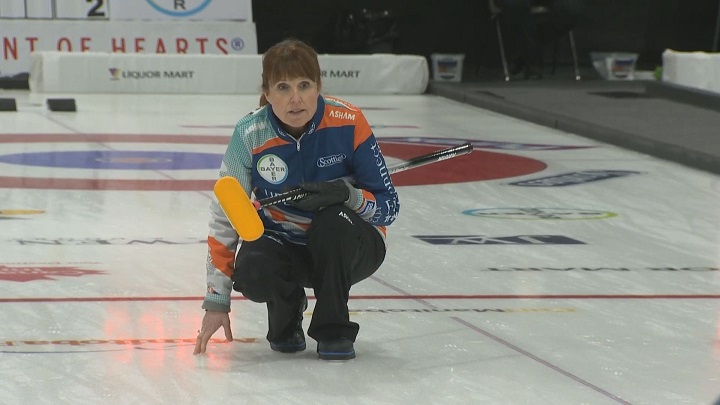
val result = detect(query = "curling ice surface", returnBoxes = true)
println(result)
[0,91,718,405]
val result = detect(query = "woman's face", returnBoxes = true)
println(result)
[265,77,319,136]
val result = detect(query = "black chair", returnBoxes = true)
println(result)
[489,0,581,81]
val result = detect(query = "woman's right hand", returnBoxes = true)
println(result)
[193,310,233,355]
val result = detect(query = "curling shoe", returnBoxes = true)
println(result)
[270,295,308,353]
[317,337,355,360]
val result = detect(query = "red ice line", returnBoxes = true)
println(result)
[1,294,719,303]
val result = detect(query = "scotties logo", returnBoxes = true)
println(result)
[317,154,346,168]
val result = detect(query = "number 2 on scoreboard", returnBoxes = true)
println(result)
[87,0,106,17]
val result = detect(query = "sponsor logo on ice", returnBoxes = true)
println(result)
[2,237,205,245]
[463,207,617,220]
[0,264,105,282]
[508,170,641,187]
[414,235,585,245]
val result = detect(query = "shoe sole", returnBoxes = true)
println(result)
[317,350,356,360]
[270,342,306,353]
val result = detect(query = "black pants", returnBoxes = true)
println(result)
[231,204,386,343]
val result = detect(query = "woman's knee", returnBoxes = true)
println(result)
[232,253,273,300]
[307,205,360,248]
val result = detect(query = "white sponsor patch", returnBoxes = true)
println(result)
[317,154,346,167]
[328,110,356,120]
[358,200,376,217]
[257,154,288,184]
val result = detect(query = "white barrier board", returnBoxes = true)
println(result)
[0,20,258,76]
[29,52,429,95]
[662,49,720,95]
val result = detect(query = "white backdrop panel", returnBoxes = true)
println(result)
[0,20,257,76]
[662,49,720,95]
[29,52,429,95]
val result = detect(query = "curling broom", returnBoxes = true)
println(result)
[214,142,473,241]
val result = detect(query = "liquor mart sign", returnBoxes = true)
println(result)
[110,0,252,21]
[1,19,257,76]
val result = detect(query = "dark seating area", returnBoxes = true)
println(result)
[486,0,581,81]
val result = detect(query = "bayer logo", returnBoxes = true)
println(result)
[145,0,213,17]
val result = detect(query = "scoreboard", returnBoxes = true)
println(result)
[0,0,256,76]
[0,0,251,20]
[57,0,108,19]
[0,0,108,19]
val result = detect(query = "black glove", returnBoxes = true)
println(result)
[290,180,353,212]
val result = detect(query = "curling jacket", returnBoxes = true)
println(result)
[203,95,400,312]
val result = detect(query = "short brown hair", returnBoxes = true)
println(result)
[259,39,322,106]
